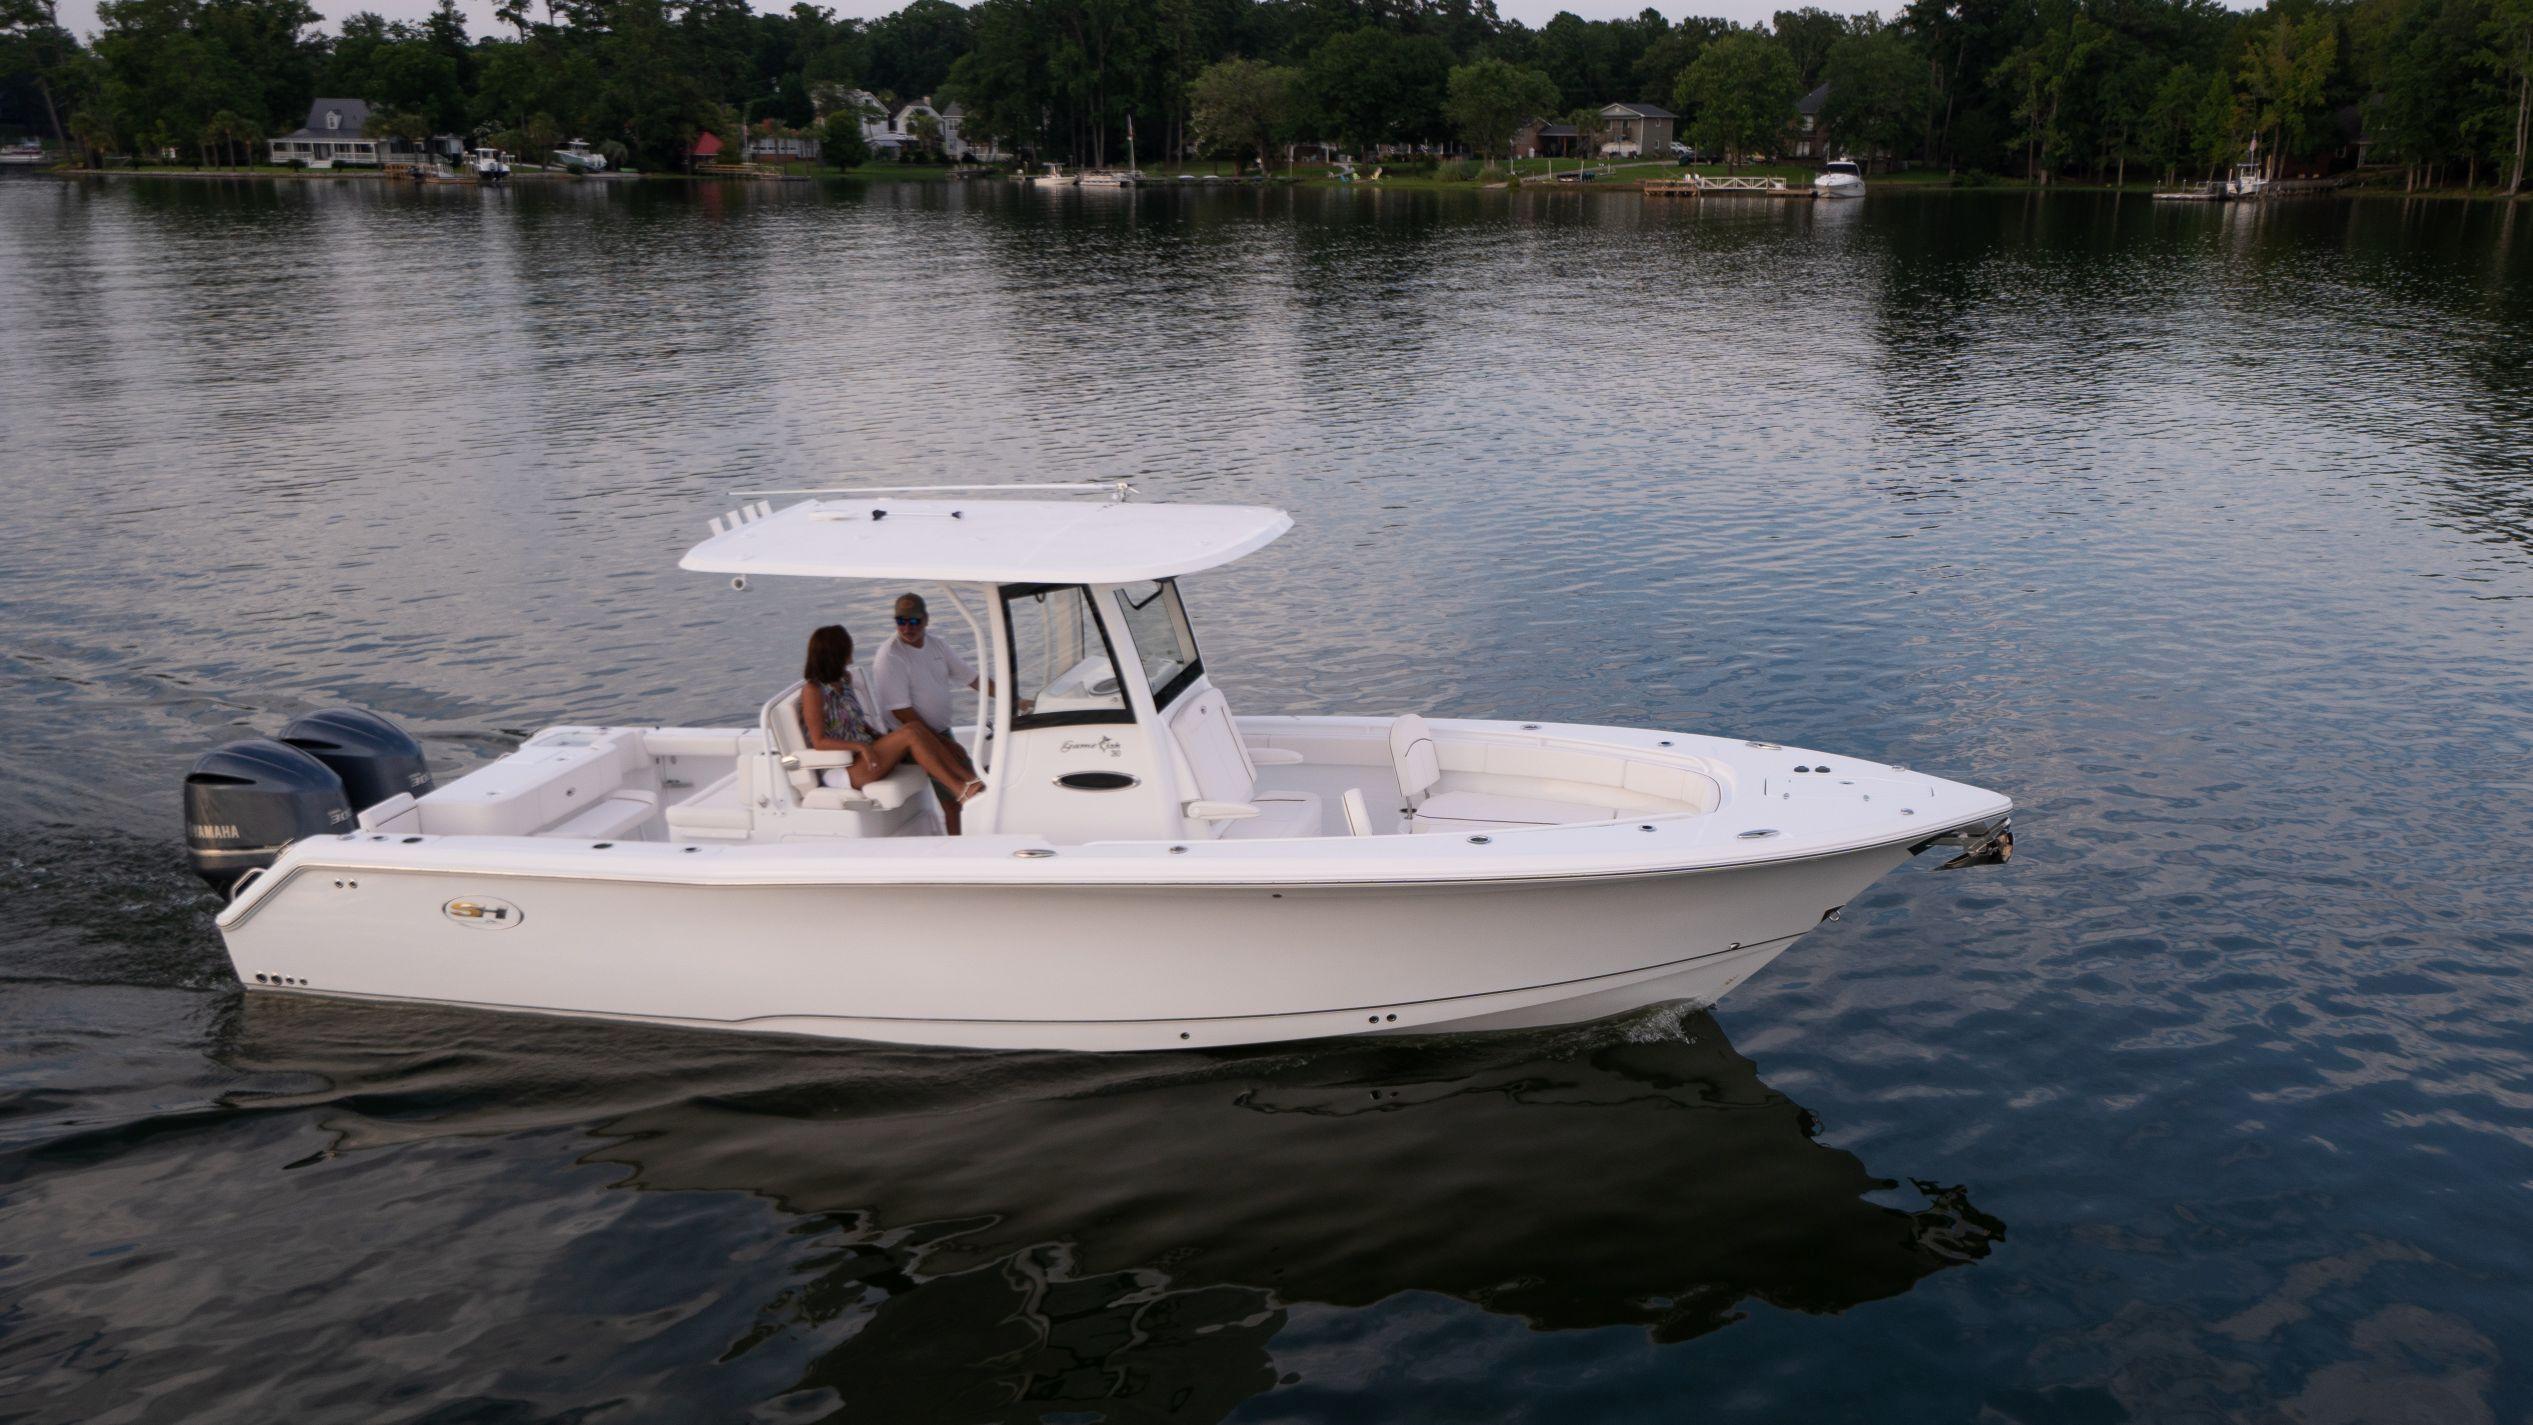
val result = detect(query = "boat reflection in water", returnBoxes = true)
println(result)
[225,999,2003,1419]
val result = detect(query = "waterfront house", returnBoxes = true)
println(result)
[688,131,725,170]
[1513,118,1580,159]
[1789,84,1831,160]
[939,103,1003,161]
[891,98,943,156]
[1598,102,1674,157]
[746,124,819,163]
[818,87,909,153]
[269,98,379,168]
[803,88,999,161]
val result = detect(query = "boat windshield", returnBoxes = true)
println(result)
[1117,578,1204,709]
[1003,585,1129,728]
[1826,161,1860,176]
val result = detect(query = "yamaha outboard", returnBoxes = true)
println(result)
[279,708,433,813]
[184,739,354,893]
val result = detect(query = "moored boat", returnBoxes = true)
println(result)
[551,139,607,174]
[185,485,2014,1052]
[1813,157,1865,198]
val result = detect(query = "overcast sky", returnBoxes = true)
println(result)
[56,0,1886,45]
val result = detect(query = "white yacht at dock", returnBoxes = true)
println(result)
[1814,158,1865,198]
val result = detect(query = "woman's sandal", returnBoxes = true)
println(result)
[957,779,987,804]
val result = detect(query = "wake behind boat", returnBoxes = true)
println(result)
[184,484,2013,1052]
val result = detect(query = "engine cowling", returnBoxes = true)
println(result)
[279,708,432,813]
[183,739,353,893]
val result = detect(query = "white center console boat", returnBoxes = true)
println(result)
[186,485,2012,1052]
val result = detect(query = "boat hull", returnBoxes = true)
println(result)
[1814,175,1865,198]
[217,843,1912,1052]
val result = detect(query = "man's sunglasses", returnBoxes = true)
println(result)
[895,616,927,627]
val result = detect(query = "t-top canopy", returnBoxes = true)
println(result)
[679,496,1293,584]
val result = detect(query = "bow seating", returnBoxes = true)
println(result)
[1388,714,1623,834]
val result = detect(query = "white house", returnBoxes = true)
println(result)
[270,98,379,168]
[811,88,1001,161]
[745,129,821,162]
[939,102,1002,161]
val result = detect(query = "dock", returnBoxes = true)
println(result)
[1641,174,1815,199]
[696,162,809,182]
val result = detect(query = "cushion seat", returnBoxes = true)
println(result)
[1410,790,1617,833]
[1220,790,1324,840]
[810,762,927,811]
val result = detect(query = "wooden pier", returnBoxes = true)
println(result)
[1641,174,1815,199]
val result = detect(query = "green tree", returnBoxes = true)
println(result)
[67,102,113,164]
[866,0,972,97]
[1444,55,1558,162]
[1301,27,1449,154]
[2485,0,2533,191]
[2236,11,2339,178]
[819,105,869,166]
[2191,64,2240,177]
[1,0,86,143]
[1819,24,1928,161]
[1771,6,1848,89]
[522,108,559,161]
[1676,30,1800,164]
[365,103,431,164]
[1989,12,2112,183]
[2089,41,2160,185]
[1631,18,1732,106]
[200,105,253,164]
[2143,63,2205,183]
[2368,0,2482,187]
[1565,103,1606,157]
[1188,55,1292,172]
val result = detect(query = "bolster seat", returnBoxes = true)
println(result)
[1171,687,1321,839]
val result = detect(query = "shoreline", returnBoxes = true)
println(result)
[30,165,2531,203]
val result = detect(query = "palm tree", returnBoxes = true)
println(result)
[1566,106,1607,164]
[67,108,115,169]
[202,110,255,169]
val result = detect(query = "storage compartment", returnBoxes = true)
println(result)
[416,728,656,837]
[664,771,751,840]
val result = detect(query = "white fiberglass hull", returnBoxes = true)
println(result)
[1814,174,1865,198]
[217,842,1917,1052]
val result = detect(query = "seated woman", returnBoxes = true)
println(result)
[800,624,985,834]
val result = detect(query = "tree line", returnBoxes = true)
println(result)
[2,0,2528,191]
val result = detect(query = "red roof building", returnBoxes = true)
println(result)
[689,131,723,164]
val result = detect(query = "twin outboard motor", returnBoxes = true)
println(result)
[183,709,431,894]
[279,708,434,810]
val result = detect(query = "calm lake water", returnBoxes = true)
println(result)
[3,175,2531,1423]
